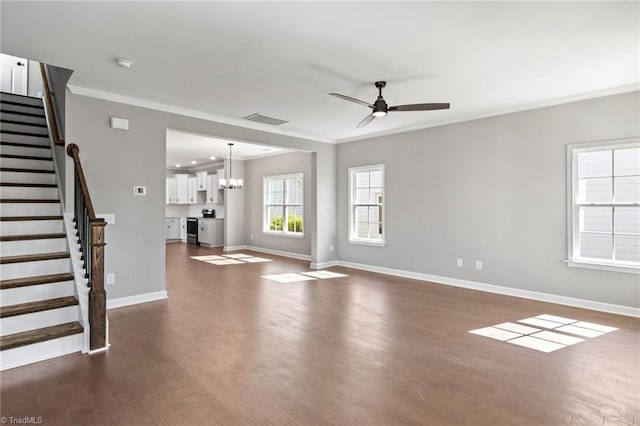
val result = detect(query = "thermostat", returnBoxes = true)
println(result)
[133,186,146,196]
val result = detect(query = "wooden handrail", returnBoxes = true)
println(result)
[67,143,107,350]
[67,143,97,219]
[39,63,64,146]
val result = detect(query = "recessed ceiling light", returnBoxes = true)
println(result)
[176,164,181,168]
[191,161,197,164]
[209,156,216,160]
[115,58,133,68]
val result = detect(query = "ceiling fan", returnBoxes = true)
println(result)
[330,81,450,128]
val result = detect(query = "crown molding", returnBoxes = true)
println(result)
[67,84,335,144]
[336,84,640,144]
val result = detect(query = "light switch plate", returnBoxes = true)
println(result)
[97,213,115,224]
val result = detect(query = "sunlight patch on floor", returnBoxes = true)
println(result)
[190,253,273,265]
[469,314,617,353]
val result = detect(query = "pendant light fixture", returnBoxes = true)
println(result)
[218,143,243,189]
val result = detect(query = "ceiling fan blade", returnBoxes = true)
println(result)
[330,93,373,108]
[356,114,376,128]
[388,103,450,112]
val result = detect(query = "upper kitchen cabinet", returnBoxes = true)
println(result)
[196,171,207,191]
[175,174,189,204]
[166,177,177,204]
[187,176,197,204]
[206,174,219,204]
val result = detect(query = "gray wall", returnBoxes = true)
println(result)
[66,93,336,300]
[245,152,313,256]
[337,91,640,308]
[223,158,246,248]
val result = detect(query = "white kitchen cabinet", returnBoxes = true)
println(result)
[187,177,197,204]
[166,218,180,240]
[196,171,207,191]
[198,219,224,247]
[175,174,189,204]
[179,218,187,241]
[166,177,177,204]
[206,174,219,204]
[217,168,225,183]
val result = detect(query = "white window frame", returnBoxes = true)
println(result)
[566,138,640,273]
[263,173,304,238]
[348,164,385,246]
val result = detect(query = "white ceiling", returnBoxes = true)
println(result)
[1,2,638,143]
[165,129,288,169]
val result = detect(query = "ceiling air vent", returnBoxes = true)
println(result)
[242,113,289,126]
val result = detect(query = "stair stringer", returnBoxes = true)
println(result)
[62,213,91,353]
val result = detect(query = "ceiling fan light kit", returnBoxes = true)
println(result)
[330,81,450,128]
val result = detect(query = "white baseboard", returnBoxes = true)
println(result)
[223,245,248,252]
[337,260,640,318]
[245,245,311,261]
[107,291,168,310]
[310,260,339,269]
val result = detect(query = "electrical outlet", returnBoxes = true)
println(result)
[475,261,483,270]
[107,273,115,284]
[456,258,463,268]
[330,245,334,252]
[250,234,254,240]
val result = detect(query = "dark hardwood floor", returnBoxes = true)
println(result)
[1,243,639,425]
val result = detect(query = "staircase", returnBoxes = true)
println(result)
[0,92,84,370]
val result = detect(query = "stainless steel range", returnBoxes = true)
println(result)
[186,217,199,245]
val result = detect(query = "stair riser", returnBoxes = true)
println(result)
[0,134,49,146]
[0,306,79,336]
[0,219,64,236]
[0,171,55,185]
[0,257,70,280]
[0,203,61,216]
[0,94,44,107]
[0,157,53,170]
[0,112,47,126]
[0,281,75,307]
[1,122,48,136]
[0,143,53,158]
[0,103,45,116]
[0,332,82,371]
[0,239,68,257]
[0,186,58,199]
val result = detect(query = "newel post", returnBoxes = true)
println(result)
[89,219,107,350]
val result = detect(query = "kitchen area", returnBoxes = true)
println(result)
[165,166,225,247]
[165,129,228,248]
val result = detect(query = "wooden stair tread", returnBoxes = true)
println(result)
[0,154,52,161]
[0,273,74,290]
[0,92,44,100]
[0,183,57,188]
[0,142,50,150]
[0,296,78,318]
[1,130,49,138]
[0,321,83,351]
[0,251,70,264]
[0,215,63,221]
[0,100,44,109]
[0,167,55,174]
[0,199,59,203]
[0,119,48,128]
[0,233,66,242]
[0,109,45,118]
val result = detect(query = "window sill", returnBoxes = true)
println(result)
[566,259,639,274]
[263,231,305,239]
[348,238,386,247]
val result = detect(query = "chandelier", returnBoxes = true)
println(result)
[218,143,243,189]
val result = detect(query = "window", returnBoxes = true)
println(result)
[263,173,303,236]
[567,139,640,272]
[349,164,385,245]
